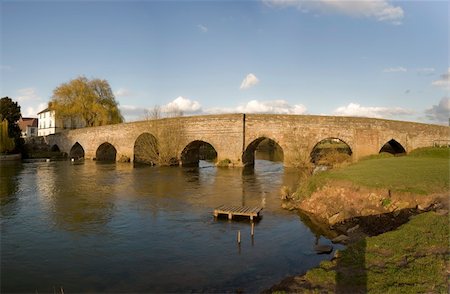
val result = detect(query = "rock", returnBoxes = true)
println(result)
[417,204,427,211]
[328,212,341,224]
[332,234,349,244]
[313,165,328,174]
[435,209,448,216]
[347,224,360,234]
[314,244,333,254]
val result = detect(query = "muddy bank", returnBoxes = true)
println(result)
[287,182,448,226]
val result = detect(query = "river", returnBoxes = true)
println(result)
[1,159,339,293]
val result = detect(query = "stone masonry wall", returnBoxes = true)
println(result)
[47,114,449,166]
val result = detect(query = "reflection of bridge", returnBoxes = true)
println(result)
[47,114,449,167]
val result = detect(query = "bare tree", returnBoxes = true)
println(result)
[135,106,185,166]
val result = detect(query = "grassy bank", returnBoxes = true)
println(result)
[270,211,449,293]
[298,147,449,198]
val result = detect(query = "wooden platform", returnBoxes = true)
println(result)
[213,205,262,221]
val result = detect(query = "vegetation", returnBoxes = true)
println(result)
[296,147,449,198]
[216,158,231,167]
[280,211,448,293]
[51,76,124,127]
[311,138,352,166]
[0,97,22,153]
[0,120,15,153]
[134,120,185,166]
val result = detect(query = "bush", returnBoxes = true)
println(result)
[217,158,231,167]
[316,149,351,167]
[361,152,394,161]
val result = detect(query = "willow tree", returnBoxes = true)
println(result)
[0,120,15,153]
[51,76,124,127]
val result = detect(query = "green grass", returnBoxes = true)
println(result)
[408,147,450,158]
[299,212,449,293]
[298,147,449,196]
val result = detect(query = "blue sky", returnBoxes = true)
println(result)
[1,0,449,124]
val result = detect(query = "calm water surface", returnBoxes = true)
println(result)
[1,160,338,293]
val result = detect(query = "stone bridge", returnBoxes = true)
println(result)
[46,114,449,167]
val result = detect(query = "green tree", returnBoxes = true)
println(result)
[51,76,124,127]
[0,120,16,153]
[0,97,22,151]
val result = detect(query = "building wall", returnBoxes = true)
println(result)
[38,110,85,136]
[38,110,58,136]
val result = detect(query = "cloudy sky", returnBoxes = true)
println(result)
[1,0,449,124]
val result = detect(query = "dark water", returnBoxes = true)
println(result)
[1,160,338,293]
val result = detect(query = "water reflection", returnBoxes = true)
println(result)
[0,161,23,216]
[1,160,338,293]
[36,161,119,234]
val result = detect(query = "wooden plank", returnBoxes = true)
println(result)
[213,205,262,220]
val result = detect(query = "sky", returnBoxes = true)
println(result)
[1,0,449,124]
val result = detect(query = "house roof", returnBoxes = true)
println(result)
[18,117,38,131]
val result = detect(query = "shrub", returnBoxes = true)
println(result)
[217,158,231,167]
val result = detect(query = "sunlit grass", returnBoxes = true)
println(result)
[298,147,449,197]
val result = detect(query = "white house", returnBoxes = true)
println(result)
[37,106,85,136]
[37,107,58,136]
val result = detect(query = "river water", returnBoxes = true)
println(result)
[1,159,338,293]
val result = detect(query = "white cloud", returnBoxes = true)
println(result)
[163,96,202,114]
[197,24,208,33]
[334,103,414,118]
[205,106,236,114]
[240,73,260,90]
[382,66,407,73]
[432,68,450,90]
[24,102,47,118]
[16,88,40,102]
[114,88,132,97]
[13,88,46,117]
[416,67,435,76]
[264,0,404,24]
[206,99,307,115]
[425,97,449,124]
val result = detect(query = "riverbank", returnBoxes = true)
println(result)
[269,147,449,293]
[0,153,21,161]
[267,210,449,293]
[287,147,449,225]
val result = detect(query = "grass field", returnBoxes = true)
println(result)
[298,147,449,197]
[293,211,449,293]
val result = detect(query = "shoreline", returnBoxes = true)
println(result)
[266,201,449,293]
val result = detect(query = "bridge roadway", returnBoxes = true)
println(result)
[46,113,449,167]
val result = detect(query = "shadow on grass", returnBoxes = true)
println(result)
[335,238,366,293]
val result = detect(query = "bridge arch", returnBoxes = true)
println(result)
[242,137,284,167]
[96,142,117,162]
[134,132,158,165]
[50,144,60,152]
[310,137,353,165]
[379,139,406,155]
[181,140,218,167]
[69,142,85,159]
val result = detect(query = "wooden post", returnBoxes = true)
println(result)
[228,213,232,220]
[251,222,254,236]
[237,230,241,244]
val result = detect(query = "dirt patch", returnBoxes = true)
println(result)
[295,181,448,226]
